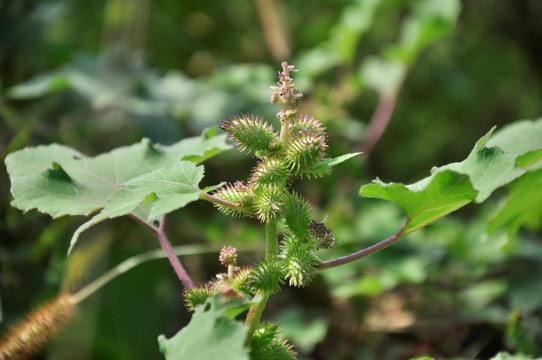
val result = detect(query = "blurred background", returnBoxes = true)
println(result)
[1,0,542,359]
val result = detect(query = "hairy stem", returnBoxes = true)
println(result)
[315,222,408,270]
[280,117,290,148]
[245,220,278,344]
[129,214,194,290]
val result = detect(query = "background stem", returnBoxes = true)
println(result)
[253,0,290,61]
[359,74,406,156]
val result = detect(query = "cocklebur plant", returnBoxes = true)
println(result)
[177,62,352,358]
[2,61,542,359]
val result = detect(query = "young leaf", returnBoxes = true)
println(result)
[302,152,361,179]
[5,129,230,218]
[158,296,251,360]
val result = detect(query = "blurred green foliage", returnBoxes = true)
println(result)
[1,0,542,359]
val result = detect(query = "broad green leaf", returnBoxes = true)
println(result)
[484,119,542,170]
[5,129,230,218]
[158,296,251,360]
[69,161,220,254]
[361,170,476,235]
[488,169,542,238]
[441,133,523,203]
[360,119,542,234]
[484,119,542,157]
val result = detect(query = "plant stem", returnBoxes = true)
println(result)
[244,290,266,342]
[359,74,406,156]
[315,222,408,270]
[359,94,398,156]
[280,117,290,148]
[129,213,194,290]
[265,219,278,260]
[156,216,194,290]
[245,220,278,344]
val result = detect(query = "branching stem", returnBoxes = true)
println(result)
[316,222,408,270]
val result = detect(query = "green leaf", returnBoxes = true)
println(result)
[360,120,542,234]
[361,170,476,235]
[303,152,361,178]
[158,296,250,360]
[488,169,542,238]
[484,119,542,170]
[5,129,230,218]
[69,161,219,254]
[441,133,523,203]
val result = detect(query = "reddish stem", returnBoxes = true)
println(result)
[129,214,194,290]
[316,222,408,270]
[359,93,398,156]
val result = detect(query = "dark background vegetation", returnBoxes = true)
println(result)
[1,0,542,359]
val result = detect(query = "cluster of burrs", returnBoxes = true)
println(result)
[185,61,336,313]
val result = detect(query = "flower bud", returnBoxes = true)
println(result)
[219,246,238,266]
